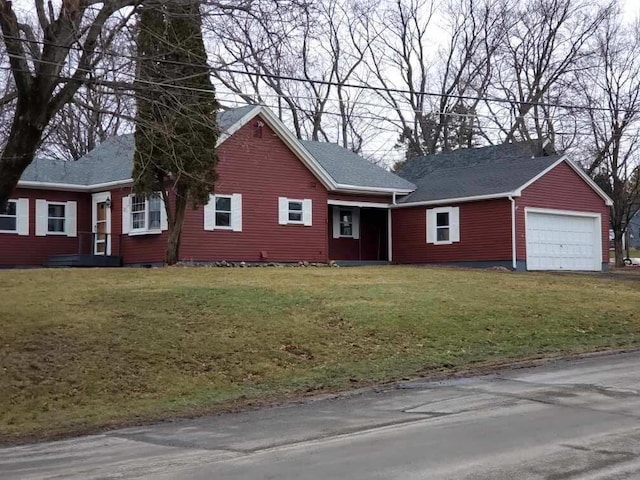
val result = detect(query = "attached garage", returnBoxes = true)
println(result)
[525,208,602,271]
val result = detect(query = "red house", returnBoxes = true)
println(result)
[0,106,613,271]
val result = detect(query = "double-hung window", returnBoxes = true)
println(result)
[0,200,17,232]
[288,200,303,223]
[214,195,232,228]
[204,194,242,232]
[426,206,460,245]
[47,203,66,233]
[35,199,76,237]
[436,211,450,242]
[331,206,360,239]
[129,193,162,233]
[278,197,312,226]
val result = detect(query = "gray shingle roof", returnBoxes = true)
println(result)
[20,106,413,192]
[300,140,415,191]
[395,142,562,204]
[22,108,254,186]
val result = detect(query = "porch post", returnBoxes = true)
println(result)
[387,208,393,262]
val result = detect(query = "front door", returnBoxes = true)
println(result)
[92,192,111,255]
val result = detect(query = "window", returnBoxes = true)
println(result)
[340,209,353,237]
[278,197,312,226]
[130,193,162,232]
[204,194,242,232]
[0,200,16,232]
[426,206,460,245]
[47,203,66,233]
[331,206,360,239]
[288,201,303,223]
[35,200,76,237]
[436,211,450,242]
[214,195,232,228]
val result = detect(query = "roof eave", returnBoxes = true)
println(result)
[392,191,518,208]
[334,184,415,195]
[513,156,614,206]
[17,179,133,192]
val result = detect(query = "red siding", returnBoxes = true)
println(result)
[179,116,329,263]
[0,188,91,266]
[328,207,388,261]
[516,161,610,262]
[109,186,168,265]
[392,199,512,264]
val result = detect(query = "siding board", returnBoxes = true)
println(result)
[0,189,91,266]
[392,199,512,264]
[516,161,610,263]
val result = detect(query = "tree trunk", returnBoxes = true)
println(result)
[0,98,46,207]
[614,231,625,268]
[165,190,188,266]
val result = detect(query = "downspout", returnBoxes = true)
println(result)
[510,196,517,270]
[388,192,397,262]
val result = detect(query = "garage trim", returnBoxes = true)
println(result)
[524,207,602,271]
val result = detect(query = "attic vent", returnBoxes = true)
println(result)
[254,121,264,138]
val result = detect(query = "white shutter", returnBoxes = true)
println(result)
[449,207,460,242]
[160,196,168,231]
[122,195,131,235]
[278,197,288,225]
[332,206,340,239]
[204,195,215,231]
[352,208,361,240]
[16,198,29,236]
[65,201,77,237]
[426,208,436,244]
[302,199,312,226]
[35,199,47,236]
[231,194,242,232]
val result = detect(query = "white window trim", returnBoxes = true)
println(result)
[204,193,242,232]
[213,194,234,231]
[332,206,360,239]
[426,206,460,245]
[46,201,68,235]
[0,199,17,234]
[287,199,305,225]
[279,197,312,226]
[128,193,166,235]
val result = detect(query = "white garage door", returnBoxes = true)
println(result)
[526,210,602,271]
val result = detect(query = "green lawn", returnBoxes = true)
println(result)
[1,266,639,443]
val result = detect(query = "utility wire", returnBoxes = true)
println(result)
[0,34,636,115]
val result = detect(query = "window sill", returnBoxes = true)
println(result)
[46,231,67,236]
[129,229,162,236]
[212,225,234,231]
[0,230,18,235]
[433,240,454,245]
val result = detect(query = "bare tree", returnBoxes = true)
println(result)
[574,15,640,267]
[365,0,508,162]
[207,0,381,152]
[0,0,137,206]
[484,0,614,147]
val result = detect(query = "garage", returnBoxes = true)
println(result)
[525,209,602,271]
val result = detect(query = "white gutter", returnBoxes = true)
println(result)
[334,184,414,195]
[392,191,519,208]
[510,196,517,270]
[17,179,132,192]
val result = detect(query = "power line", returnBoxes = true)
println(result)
[1,34,636,115]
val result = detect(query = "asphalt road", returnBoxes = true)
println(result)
[3,351,640,479]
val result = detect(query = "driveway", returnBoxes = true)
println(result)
[3,351,640,479]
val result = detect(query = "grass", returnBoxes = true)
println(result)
[1,266,640,443]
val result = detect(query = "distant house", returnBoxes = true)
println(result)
[628,210,640,250]
[0,105,613,271]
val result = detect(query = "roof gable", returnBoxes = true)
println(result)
[395,142,612,206]
[19,105,414,194]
